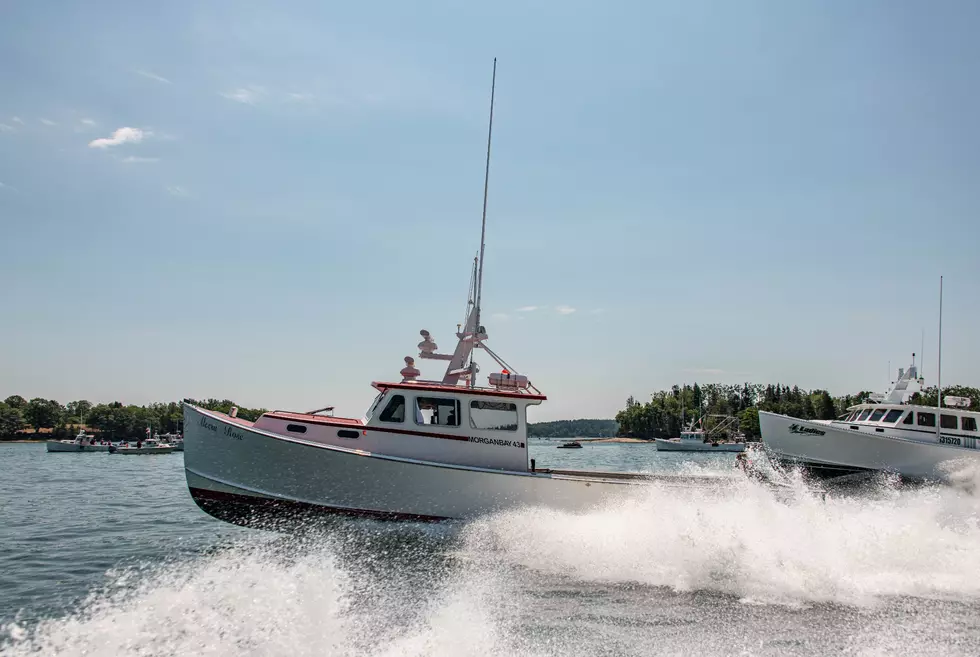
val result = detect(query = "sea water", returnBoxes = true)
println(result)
[2,439,980,656]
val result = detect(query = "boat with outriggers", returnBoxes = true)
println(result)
[181,62,789,527]
[655,415,746,453]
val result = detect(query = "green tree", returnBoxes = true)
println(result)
[739,407,761,438]
[816,391,836,420]
[4,395,27,409]
[0,402,25,437]
[24,398,63,433]
[66,400,93,424]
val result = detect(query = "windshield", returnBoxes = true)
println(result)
[364,391,386,421]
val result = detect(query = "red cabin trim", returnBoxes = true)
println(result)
[371,380,546,401]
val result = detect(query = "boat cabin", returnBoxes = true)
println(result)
[840,403,979,439]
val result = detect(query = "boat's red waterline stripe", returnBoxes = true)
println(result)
[189,487,452,522]
[261,414,473,442]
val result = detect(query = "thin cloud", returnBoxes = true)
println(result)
[80,118,96,127]
[516,306,539,312]
[11,117,25,125]
[589,308,606,315]
[39,118,57,126]
[220,86,265,104]
[555,305,577,315]
[135,69,172,84]
[0,124,14,133]
[286,92,315,102]
[0,182,18,192]
[121,156,159,163]
[490,312,510,321]
[89,127,145,148]
[166,185,189,197]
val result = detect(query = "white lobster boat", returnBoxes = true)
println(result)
[182,63,758,527]
[46,428,110,453]
[761,362,980,480]
[655,430,745,452]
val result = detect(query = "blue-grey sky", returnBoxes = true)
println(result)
[2,1,978,421]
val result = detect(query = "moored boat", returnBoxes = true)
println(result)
[655,415,746,452]
[111,438,175,455]
[46,428,110,453]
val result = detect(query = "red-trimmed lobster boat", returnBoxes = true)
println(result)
[182,62,757,527]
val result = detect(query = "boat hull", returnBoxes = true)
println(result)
[655,439,745,452]
[111,446,175,455]
[183,404,737,527]
[46,441,110,453]
[759,411,980,480]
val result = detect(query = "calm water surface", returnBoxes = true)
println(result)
[2,439,980,656]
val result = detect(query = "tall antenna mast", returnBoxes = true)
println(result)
[473,57,496,345]
[937,275,943,436]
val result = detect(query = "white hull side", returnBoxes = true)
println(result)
[46,441,110,453]
[183,405,733,523]
[655,439,745,453]
[759,411,980,480]
[112,447,175,455]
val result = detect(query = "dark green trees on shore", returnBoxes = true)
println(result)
[615,383,980,440]
[0,395,267,440]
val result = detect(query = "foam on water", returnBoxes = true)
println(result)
[4,470,980,656]
[460,473,980,607]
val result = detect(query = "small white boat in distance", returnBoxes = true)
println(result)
[761,359,980,481]
[655,415,746,452]
[46,428,110,453]
[656,430,746,452]
[111,439,175,455]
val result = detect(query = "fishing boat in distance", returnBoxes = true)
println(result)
[655,415,746,452]
[761,357,980,481]
[46,428,110,453]
[181,61,774,527]
[110,428,176,454]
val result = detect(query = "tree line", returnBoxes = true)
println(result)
[527,419,619,438]
[615,382,980,440]
[0,396,267,440]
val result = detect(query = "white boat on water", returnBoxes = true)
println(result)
[46,428,110,453]
[181,64,774,527]
[760,360,980,481]
[655,429,746,453]
[112,438,175,455]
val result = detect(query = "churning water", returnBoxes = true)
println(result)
[2,440,980,656]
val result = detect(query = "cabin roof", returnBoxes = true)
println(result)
[372,380,547,401]
[265,410,363,426]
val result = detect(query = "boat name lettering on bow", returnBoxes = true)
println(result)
[788,424,826,436]
[469,436,525,448]
[223,425,244,441]
[939,436,961,446]
[199,417,218,433]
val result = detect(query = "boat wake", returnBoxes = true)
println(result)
[4,475,980,657]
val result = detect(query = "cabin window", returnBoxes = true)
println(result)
[415,397,460,427]
[857,409,873,421]
[869,409,887,422]
[364,392,386,421]
[846,411,859,422]
[286,424,308,434]
[903,412,914,425]
[963,417,978,432]
[379,395,406,423]
[469,401,519,431]
[940,415,958,430]
[883,409,904,423]
[917,412,936,427]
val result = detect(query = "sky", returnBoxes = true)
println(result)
[1,1,979,422]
